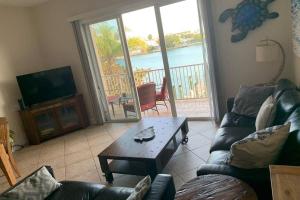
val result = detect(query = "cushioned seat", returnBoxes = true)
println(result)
[2,166,175,200]
[198,79,300,200]
[220,112,255,128]
[46,181,133,200]
[210,127,255,152]
[273,90,300,125]
[273,79,297,99]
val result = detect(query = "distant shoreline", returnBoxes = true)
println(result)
[116,44,204,70]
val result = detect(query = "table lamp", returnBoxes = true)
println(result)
[256,39,285,84]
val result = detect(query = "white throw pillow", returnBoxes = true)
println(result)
[2,166,61,200]
[229,123,290,169]
[255,95,277,131]
[127,176,151,200]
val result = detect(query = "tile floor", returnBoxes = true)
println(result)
[0,121,217,193]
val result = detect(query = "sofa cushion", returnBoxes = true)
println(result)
[1,166,61,200]
[220,112,255,128]
[232,85,274,117]
[210,127,255,152]
[207,151,231,165]
[273,90,300,125]
[277,108,300,165]
[46,181,103,200]
[255,95,277,131]
[127,176,151,200]
[229,123,290,169]
[273,79,297,100]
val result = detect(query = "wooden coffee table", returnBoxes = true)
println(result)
[98,117,189,183]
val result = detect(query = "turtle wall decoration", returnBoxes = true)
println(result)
[219,0,279,43]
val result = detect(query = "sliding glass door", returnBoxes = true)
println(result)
[122,7,171,117]
[159,0,211,118]
[82,0,213,121]
[88,19,139,121]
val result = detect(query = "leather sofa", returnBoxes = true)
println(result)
[197,79,300,200]
[0,166,176,200]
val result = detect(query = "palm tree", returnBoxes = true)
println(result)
[91,23,123,75]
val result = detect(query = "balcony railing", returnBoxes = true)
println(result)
[102,63,208,100]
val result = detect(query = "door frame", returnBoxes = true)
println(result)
[82,17,141,122]
[79,0,214,121]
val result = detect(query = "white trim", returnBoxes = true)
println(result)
[154,3,177,117]
[68,0,185,23]
[118,16,142,120]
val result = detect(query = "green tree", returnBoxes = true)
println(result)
[127,37,149,53]
[91,24,124,75]
[165,34,181,49]
[147,34,153,40]
[191,33,203,43]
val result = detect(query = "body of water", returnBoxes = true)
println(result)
[117,44,204,70]
[116,44,207,99]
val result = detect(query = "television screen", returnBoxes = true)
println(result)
[17,66,77,107]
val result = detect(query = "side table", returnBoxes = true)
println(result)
[175,174,257,200]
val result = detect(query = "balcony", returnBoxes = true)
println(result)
[102,63,211,119]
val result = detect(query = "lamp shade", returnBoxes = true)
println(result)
[256,43,279,62]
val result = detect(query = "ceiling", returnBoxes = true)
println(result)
[0,0,49,7]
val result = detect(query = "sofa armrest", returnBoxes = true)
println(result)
[227,97,235,112]
[197,164,269,182]
[143,174,175,200]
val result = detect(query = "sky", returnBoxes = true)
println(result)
[122,0,200,39]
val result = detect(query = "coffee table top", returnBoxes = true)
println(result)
[99,117,187,160]
[175,175,257,200]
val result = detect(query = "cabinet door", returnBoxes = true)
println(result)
[33,110,59,140]
[56,103,81,131]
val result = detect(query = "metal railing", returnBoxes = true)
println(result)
[102,63,208,100]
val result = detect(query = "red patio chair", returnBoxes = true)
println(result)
[156,77,168,108]
[123,82,158,117]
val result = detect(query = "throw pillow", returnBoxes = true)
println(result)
[232,85,275,117]
[2,166,61,200]
[229,123,290,169]
[127,176,151,200]
[255,95,277,131]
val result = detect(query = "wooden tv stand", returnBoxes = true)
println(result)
[19,94,89,145]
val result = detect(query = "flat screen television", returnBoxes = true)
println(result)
[17,66,77,107]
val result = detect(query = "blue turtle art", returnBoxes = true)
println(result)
[219,0,279,43]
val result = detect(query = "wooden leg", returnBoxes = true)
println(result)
[147,160,158,181]
[110,103,115,117]
[99,157,113,184]
[7,150,21,177]
[0,144,16,186]
[163,100,168,109]
[181,120,189,144]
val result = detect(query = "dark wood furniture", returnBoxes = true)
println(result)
[175,174,257,200]
[98,117,188,183]
[19,94,89,145]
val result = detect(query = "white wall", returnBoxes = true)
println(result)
[31,0,293,117]
[32,0,144,124]
[211,0,293,114]
[0,5,44,145]
[293,57,300,85]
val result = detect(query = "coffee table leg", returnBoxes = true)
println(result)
[99,157,114,184]
[181,120,189,144]
[148,161,158,181]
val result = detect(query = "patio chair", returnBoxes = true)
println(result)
[123,82,158,117]
[156,77,168,109]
